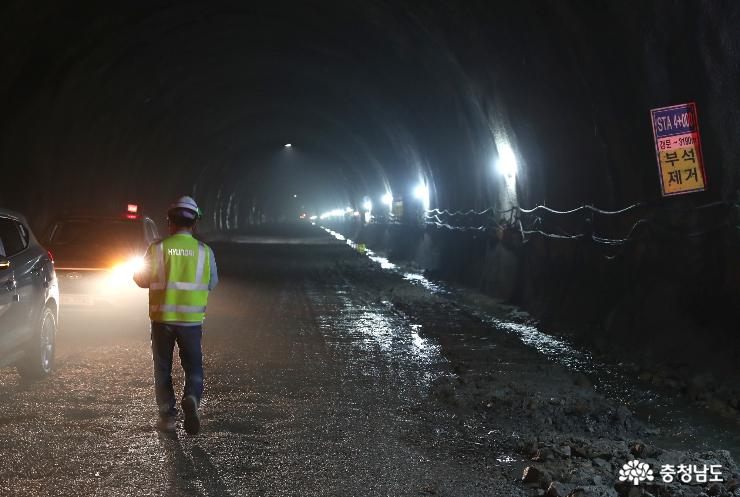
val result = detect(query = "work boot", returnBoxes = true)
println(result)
[156,415,177,432]
[182,395,200,435]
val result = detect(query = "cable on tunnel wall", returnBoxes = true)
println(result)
[417,199,740,260]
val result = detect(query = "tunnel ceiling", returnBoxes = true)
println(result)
[1,0,738,229]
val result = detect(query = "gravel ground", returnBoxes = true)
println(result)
[0,225,737,497]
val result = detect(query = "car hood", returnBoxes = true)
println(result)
[48,243,146,270]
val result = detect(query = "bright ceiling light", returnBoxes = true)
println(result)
[496,143,518,179]
[320,208,349,220]
[413,183,430,209]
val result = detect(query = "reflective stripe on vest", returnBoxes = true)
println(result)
[150,304,207,313]
[148,234,211,323]
[149,282,209,291]
[155,242,166,283]
[195,246,205,284]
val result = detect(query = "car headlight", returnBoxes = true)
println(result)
[110,256,145,285]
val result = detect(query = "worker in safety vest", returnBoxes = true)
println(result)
[134,195,218,434]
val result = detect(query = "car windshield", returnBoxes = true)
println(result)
[49,219,143,247]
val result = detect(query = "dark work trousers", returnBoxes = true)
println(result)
[150,322,204,419]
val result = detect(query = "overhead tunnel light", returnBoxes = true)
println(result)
[496,143,518,179]
[413,184,430,210]
[362,199,373,223]
[284,143,292,148]
[320,208,347,220]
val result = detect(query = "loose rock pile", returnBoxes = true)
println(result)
[520,437,738,496]
[352,255,739,497]
[417,303,739,497]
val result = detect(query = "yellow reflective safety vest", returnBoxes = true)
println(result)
[148,234,211,323]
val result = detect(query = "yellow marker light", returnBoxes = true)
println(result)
[110,256,146,286]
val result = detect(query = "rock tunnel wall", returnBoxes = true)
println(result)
[0,0,738,373]
[328,216,740,379]
[2,1,740,234]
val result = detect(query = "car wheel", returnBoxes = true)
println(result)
[18,306,56,379]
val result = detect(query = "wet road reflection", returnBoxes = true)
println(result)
[320,226,740,459]
[2,226,734,496]
[0,229,519,496]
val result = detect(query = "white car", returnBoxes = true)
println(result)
[44,212,159,310]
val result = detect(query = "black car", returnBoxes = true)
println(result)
[0,208,59,378]
[44,212,159,310]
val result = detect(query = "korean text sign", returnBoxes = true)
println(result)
[650,102,706,196]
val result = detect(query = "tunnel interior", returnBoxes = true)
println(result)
[1,2,740,494]
[2,1,740,375]
[3,0,738,230]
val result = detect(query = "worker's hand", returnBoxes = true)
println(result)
[132,257,151,288]
[132,269,149,289]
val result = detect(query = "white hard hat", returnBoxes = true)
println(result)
[168,195,201,219]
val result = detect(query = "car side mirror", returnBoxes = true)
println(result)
[0,257,10,271]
